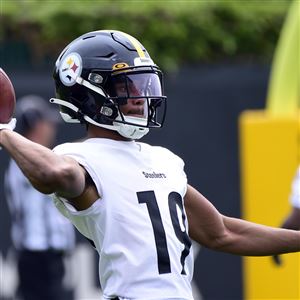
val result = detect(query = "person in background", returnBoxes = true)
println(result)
[272,166,300,265]
[4,95,76,300]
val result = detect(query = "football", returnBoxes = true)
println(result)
[0,68,16,123]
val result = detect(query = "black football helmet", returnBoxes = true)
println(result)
[51,30,167,139]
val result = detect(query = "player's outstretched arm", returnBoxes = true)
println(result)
[0,129,86,198]
[185,185,300,256]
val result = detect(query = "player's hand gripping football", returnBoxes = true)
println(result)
[0,68,17,149]
[0,68,16,132]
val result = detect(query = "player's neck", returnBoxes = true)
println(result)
[87,124,132,141]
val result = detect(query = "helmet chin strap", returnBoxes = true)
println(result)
[116,122,149,139]
[113,114,149,139]
[84,114,149,139]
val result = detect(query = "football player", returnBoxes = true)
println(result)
[1,30,300,300]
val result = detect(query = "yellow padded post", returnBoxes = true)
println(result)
[239,110,300,300]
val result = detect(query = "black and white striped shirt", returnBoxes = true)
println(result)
[5,159,75,251]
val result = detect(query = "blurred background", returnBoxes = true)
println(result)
[0,0,299,299]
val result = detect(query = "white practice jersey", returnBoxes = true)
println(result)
[5,159,75,251]
[53,138,194,300]
[290,167,300,209]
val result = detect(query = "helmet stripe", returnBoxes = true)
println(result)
[119,32,146,58]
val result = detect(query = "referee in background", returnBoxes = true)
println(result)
[4,95,76,300]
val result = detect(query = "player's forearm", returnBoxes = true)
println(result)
[0,129,79,195]
[216,216,300,256]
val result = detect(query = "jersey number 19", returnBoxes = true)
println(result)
[137,191,192,275]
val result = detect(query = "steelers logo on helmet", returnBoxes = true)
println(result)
[59,52,83,87]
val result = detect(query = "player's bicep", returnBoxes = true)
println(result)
[184,184,227,248]
[36,155,86,199]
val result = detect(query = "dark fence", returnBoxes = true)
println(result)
[0,64,268,300]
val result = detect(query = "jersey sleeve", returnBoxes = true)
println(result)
[158,146,188,196]
[52,193,103,240]
[53,143,103,196]
[290,167,300,209]
[51,143,104,235]
[173,153,188,196]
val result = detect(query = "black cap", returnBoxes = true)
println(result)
[15,95,60,135]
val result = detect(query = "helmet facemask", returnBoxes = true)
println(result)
[104,68,166,139]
